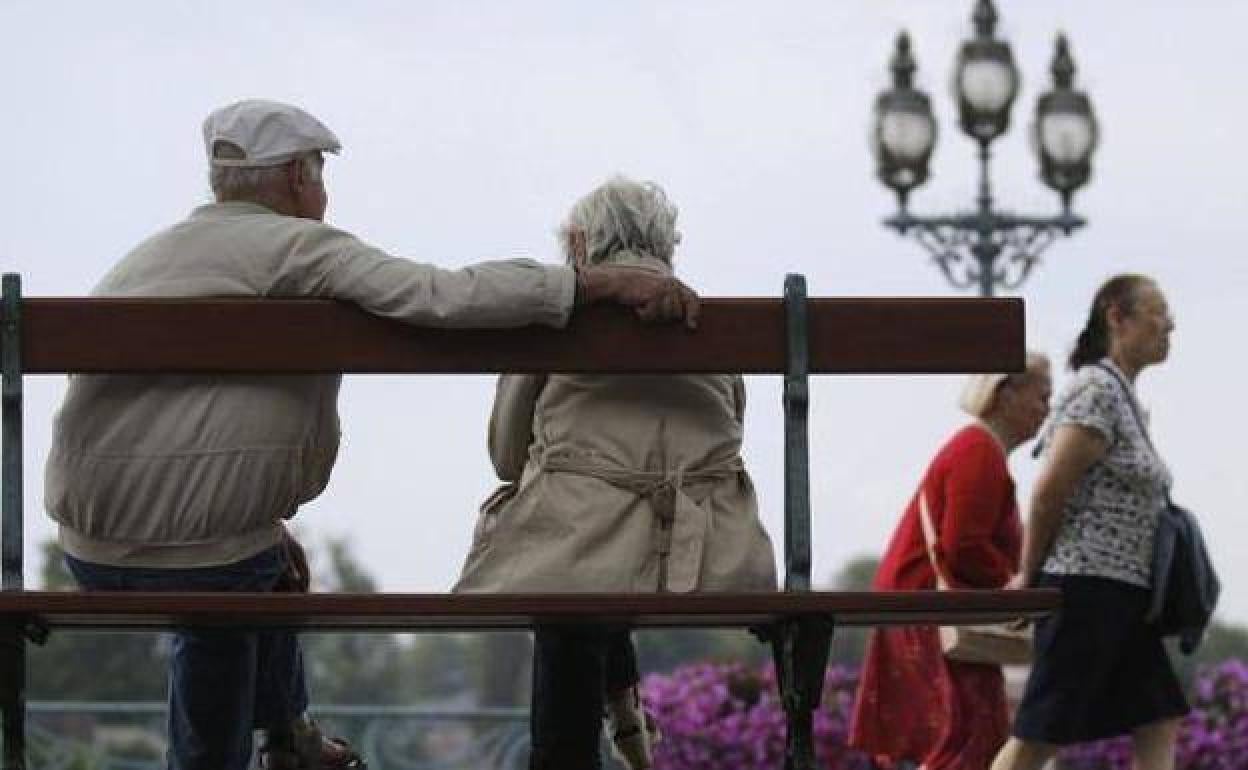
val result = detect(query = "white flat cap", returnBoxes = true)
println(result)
[203,99,341,167]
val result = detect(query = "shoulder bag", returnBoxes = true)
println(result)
[1096,363,1220,653]
[917,491,1032,665]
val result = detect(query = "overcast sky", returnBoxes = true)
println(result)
[3,1,1245,623]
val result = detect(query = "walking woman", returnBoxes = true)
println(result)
[849,353,1052,770]
[992,274,1187,770]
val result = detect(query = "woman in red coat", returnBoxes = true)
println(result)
[849,353,1051,770]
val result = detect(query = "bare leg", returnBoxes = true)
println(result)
[1131,718,1179,770]
[989,738,1057,770]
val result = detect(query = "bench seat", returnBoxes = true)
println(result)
[0,589,1057,631]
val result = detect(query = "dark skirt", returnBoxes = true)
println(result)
[1013,572,1190,744]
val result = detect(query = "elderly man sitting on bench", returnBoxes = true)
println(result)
[42,99,698,770]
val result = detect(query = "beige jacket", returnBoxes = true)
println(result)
[47,201,575,568]
[455,261,776,594]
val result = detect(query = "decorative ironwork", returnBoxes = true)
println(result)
[885,202,1083,296]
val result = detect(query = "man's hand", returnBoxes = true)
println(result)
[276,526,311,593]
[577,265,700,329]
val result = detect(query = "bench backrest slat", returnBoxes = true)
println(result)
[0,282,1027,596]
[15,296,1023,374]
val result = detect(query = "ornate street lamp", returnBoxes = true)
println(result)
[872,32,936,204]
[1034,35,1099,206]
[955,0,1019,143]
[873,0,1098,296]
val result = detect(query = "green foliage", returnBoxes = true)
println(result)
[825,554,880,665]
[831,554,879,592]
[1169,618,1248,689]
[39,539,76,590]
[317,537,378,593]
[29,535,414,704]
[299,535,409,704]
[398,634,478,698]
[29,542,167,700]
[470,632,532,707]
[1193,619,1248,665]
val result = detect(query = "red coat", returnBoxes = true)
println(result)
[849,424,1022,770]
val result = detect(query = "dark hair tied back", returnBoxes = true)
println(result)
[1068,274,1151,371]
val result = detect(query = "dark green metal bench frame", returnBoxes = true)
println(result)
[0,272,1055,770]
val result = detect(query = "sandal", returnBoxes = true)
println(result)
[605,687,661,770]
[258,717,367,770]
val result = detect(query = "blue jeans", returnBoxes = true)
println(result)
[66,547,309,770]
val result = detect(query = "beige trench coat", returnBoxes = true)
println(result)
[454,364,777,594]
[48,201,574,569]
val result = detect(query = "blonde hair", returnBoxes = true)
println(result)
[958,352,1051,418]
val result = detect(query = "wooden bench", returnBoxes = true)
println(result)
[0,273,1058,770]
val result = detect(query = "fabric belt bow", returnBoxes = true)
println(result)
[540,453,743,592]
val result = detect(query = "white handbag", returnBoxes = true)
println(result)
[917,491,1032,666]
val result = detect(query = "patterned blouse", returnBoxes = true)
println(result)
[1038,358,1171,588]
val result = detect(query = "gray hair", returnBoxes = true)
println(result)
[208,141,322,201]
[559,175,681,266]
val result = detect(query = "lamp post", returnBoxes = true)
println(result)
[872,0,1099,296]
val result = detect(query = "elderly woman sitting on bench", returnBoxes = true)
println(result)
[455,175,777,770]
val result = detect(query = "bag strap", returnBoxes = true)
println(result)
[916,490,951,590]
[1094,362,1153,451]
[1094,362,1171,500]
